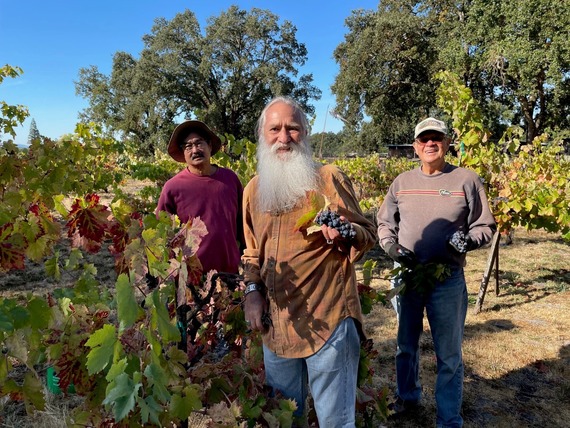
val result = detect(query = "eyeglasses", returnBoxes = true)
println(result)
[182,139,208,151]
[415,135,445,144]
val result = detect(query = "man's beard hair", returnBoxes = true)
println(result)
[256,137,320,213]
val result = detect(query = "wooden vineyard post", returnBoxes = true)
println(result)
[474,231,501,314]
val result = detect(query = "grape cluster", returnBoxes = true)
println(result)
[315,209,357,239]
[448,230,468,253]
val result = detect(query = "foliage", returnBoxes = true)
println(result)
[0,125,124,271]
[436,71,570,240]
[454,0,570,141]
[76,6,321,157]
[332,0,570,148]
[333,154,417,211]
[213,134,258,186]
[388,263,452,298]
[0,65,29,138]
[332,2,441,146]
[311,131,344,158]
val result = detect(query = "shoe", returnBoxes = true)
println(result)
[388,396,421,416]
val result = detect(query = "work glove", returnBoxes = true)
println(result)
[385,242,418,267]
[447,230,475,254]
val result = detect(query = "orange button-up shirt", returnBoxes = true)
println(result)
[242,164,377,358]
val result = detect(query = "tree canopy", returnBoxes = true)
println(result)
[333,0,570,149]
[76,7,321,157]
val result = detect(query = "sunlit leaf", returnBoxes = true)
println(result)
[85,324,118,374]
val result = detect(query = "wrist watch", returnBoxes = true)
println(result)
[244,282,262,296]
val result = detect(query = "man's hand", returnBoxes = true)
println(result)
[385,242,418,267]
[243,291,268,332]
[316,210,356,244]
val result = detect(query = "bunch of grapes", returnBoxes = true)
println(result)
[315,209,357,239]
[448,230,468,253]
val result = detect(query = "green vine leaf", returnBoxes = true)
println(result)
[144,361,170,403]
[169,385,202,420]
[139,395,162,426]
[151,288,181,343]
[23,372,46,413]
[116,273,144,330]
[102,372,141,421]
[85,324,118,375]
[27,297,51,329]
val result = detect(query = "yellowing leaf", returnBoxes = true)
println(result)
[294,192,327,231]
[294,210,318,231]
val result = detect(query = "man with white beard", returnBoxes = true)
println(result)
[242,97,377,427]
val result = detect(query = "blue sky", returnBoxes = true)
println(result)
[1,1,379,146]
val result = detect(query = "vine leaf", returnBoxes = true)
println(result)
[170,386,202,420]
[23,372,46,413]
[66,194,111,253]
[102,372,141,421]
[151,289,181,343]
[0,224,25,271]
[294,193,327,231]
[116,274,144,330]
[85,324,118,374]
[144,361,170,403]
[180,217,208,257]
[139,395,162,426]
[28,297,51,329]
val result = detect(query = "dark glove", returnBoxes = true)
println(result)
[447,231,475,254]
[385,242,418,267]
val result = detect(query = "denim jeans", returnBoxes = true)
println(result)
[263,317,360,428]
[392,267,467,428]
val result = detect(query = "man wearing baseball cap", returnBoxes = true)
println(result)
[377,117,496,427]
[157,120,244,276]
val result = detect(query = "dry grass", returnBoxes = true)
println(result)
[1,199,569,428]
[363,229,570,428]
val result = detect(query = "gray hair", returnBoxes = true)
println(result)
[256,96,310,142]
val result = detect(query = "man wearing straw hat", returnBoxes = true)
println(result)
[157,120,244,275]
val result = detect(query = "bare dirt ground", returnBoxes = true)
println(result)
[1,193,569,427]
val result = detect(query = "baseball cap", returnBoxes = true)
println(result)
[414,117,448,139]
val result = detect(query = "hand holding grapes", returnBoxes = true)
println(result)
[315,209,357,244]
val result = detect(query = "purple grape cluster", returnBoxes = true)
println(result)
[448,230,468,253]
[315,209,357,239]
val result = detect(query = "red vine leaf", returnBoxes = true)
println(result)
[0,224,26,271]
[66,194,111,253]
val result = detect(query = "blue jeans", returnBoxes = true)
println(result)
[392,267,467,428]
[263,317,360,428]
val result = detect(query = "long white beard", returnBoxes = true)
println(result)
[256,138,320,213]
